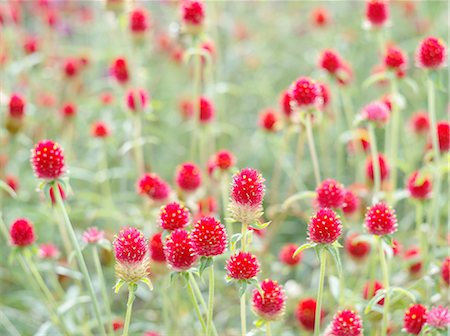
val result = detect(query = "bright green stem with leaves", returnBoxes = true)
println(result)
[93,246,113,335]
[123,283,137,336]
[241,221,248,252]
[54,188,106,336]
[314,249,326,336]
[378,237,390,336]
[188,273,207,333]
[206,265,215,336]
[368,124,381,201]
[305,113,321,187]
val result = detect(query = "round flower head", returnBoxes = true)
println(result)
[361,101,390,125]
[199,97,215,123]
[137,173,170,202]
[38,243,60,259]
[113,227,149,283]
[409,112,430,134]
[315,178,345,209]
[311,7,329,27]
[175,162,202,192]
[407,171,432,200]
[308,208,342,244]
[214,150,235,170]
[110,57,129,84]
[416,36,447,69]
[259,108,279,132]
[366,154,390,182]
[229,168,265,224]
[427,306,450,329]
[8,93,25,118]
[384,46,408,71]
[91,121,111,138]
[330,310,363,336]
[364,202,397,236]
[126,88,148,112]
[442,257,450,286]
[295,298,325,331]
[191,216,227,257]
[226,251,260,280]
[392,239,402,256]
[180,0,205,34]
[252,279,286,321]
[164,229,198,271]
[60,103,76,119]
[319,49,342,74]
[83,227,104,244]
[279,243,302,266]
[129,8,149,34]
[31,140,65,179]
[345,233,371,261]
[10,218,35,247]
[159,202,190,231]
[63,58,80,78]
[403,304,428,335]
[363,280,384,305]
[342,189,360,216]
[149,232,166,263]
[365,0,389,28]
[280,90,293,119]
[437,121,450,152]
[290,76,321,109]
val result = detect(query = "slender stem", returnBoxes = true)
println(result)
[368,124,381,201]
[100,145,113,205]
[162,286,171,335]
[241,222,248,252]
[266,322,271,336]
[241,292,247,336]
[93,246,113,335]
[191,274,218,336]
[187,273,207,333]
[55,189,106,336]
[305,113,321,187]
[388,78,400,201]
[221,175,232,236]
[132,115,145,175]
[269,128,290,206]
[190,36,202,161]
[0,309,20,336]
[206,264,215,336]
[378,237,390,336]
[314,249,326,336]
[123,284,136,336]
[339,88,353,129]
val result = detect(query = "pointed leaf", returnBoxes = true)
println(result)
[239,281,247,298]
[282,191,317,210]
[140,277,154,291]
[365,290,386,314]
[293,243,315,257]
[114,279,125,294]
[326,245,343,277]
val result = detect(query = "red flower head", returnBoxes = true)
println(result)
[63,58,80,78]
[290,77,321,109]
[384,46,408,71]
[442,257,450,286]
[345,233,371,261]
[363,280,384,305]
[83,227,104,244]
[366,154,390,182]
[23,36,39,54]
[180,0,205,33]
[409,112,429,134]
[403,304,428,335]
[10,218,36,247]
[280,90,293,119]
[317,82,330,108]
[361,101,390,125]
[110,57,129,84]
[437,121,450,152]
[315,178,345,209]
[164,229,198,271]
[308,208,342,244]
[365,0,389,28]
[279,243,302,266]
[319,49,342,74]
[342,189,360,216]
[137,173,170,202]
[175,162,201,192]
[31,140,65,179]
[295,298,325,331]
[199,97,215,123]
[364,202,397,236]
[407,171,432,200]
[259,108,279,132]
[392,239,402,256]
[149,232,166,263]
[197,196,217,216]
[330,310,363,336]
[404,247,422,275]
[416,36,447,69]
[252,279,286,321]
[337,61,353,86]
[126,88,149,112]
[159,202,190,231]
[191,216,227,257]
[8,93,25,118]
[311,7,329,27]
[129,8,150,34]
[347,129,371,154]
[38,243,60,259]
[61,103,76,118]
[112,319,124,331]
[6,175,19,192]
[91,121,111,138]
[226,251,260,280]
[214,150,235,171]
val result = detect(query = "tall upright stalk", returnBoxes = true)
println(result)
[190,36,202,161]
[123,284,136,336]
[93,246,113,335]
[188,273,207,333]
[206,265,215,336]
[368,124,381,200]
[388,78,400,201]
[378,237,390,336]
[240,221,248,336]
[305,113,321,186]
[314,249,326,336]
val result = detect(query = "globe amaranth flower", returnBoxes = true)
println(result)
[342,189,360,216]
[31,140,65,180]
[295,298,325,331]
[315,178,345,209]
[164,229,198,271]
[259,108,279,132]
[364,202,397,236]
[363,280,384,305]
[416,36,447,69]
[290,76,321,109]
[191,216,227,257]
[175,162,202,192]
[308,207,342,244]
[407,171,432,200]
[149,232,166,263]
[83,227,105,244]
[365,0,389,28]
[91,121,111,138]
[180,0,205,34]
[279,243,302,266]
[441,257,450,286]
[366,154,390,183]
[426,306,450,329]
[137,173,170,202]
[403,304,428,335]
[159,202,190,231]
[345,233,371,261]
[10,218,36,247]
[214,150,235,171]
[226,251,260,280]
[330,310,363,336]
[252,279,286,321]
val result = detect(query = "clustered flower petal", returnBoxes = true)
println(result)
[330,310,363,336]
[83,227,105,244]
[176,162,202,192]
[295,298,324,331]
[164,229,198,271]
[416,36,447,69]
[10,218,36,247]
[226,251,260,280]
[252,279,286,321]
[403,304,428,335]
[159,202,190,231]
[31,140,65,179]
[315,178,345,209]
[364,202,397,236]
[137,173,170,202]
[308,207,342,244]
[191,216,227,257]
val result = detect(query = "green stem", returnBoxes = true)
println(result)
[314,249,326,336]
[388,78,400,201]
[269,128,291,206]
[368,124,381,201]
[240,292,247,336]
[378,237,390,336]
[221,175,232,236]
[54,189,106,336]
[266,322,271,336]
[191,275,218,336]
[93,246,113,335]
[187,273,207,333]
[339,88,353,129]
[305,113,321,186]
[190,36,202,161]
[206,264,215,336]
[132,115,145,175]
[241,222,248,252]
[123,283,136,336]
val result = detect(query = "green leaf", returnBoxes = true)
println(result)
[403,77,419,94]
[390,287,416,303]
[293,242,315,257]
[364,290,386,314]
[113,279,125,294]
[199,256,213,277]
[0,180,17,198]
[326,244,343,277]
[250,220,271,230]
[282,191,317,210]
[254,318,266,328]
[363,72,388,89]
[140,277,154,291]
[238,281,247,298]
[230,233,242,251]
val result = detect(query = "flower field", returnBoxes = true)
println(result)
[0,1,449,335]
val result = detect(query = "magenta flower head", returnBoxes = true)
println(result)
[83,227,105,244]
[330,310,363,336]
[361,101,390,126]
[252,279,286,321]
[416,36,447,69]
[175,162,202,192]
[159,202,190,231]
[308,208,342,244]
[38,243,60,259]
[403,304,428,335]
[365,0,389,28]
[290,76,321,110]
[315,178,345,209]
[426,306,450,329]
[226,251,260,280]
[180,0,205,34]
[191,216,227,257]
[137,173,170,202]
[164,229,198,271]
[364,202,397,236]
[31,140,65,180]
[113,227,150,283]
[10,218,36,247]
[229,167,265,224]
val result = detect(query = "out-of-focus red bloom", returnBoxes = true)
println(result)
[280,90,293,119]
[91,121,111,138]
[6,175,19,192]
[214,150,235,170]
[342,189,360,216]
[129,8,150,34]
[259,108,279,132]
[384,46,408,72]
[8,94,25,119]
[149,232,166,263]
[365,0,389,28]
[63,58,80,78]
[180,0,205,34]
[416,36,447,69]
[317,82,330,108]
[110,57,129,84]
[126,88,149,112]
[295,298,325,331]
[178,98,194,119]
[83,227,105,244]
[403,304,428,335]
[279,243,302,266]
[436,121,450,152]
[199,97,215,123]
[347,129,371,154]
[392,239,402,256]
[345,233,371,261]
[319,49,342,74]
[404,247,422,275]
[311,7,329,27]
[363,280,384,305]
[366,154,390,183]
[137,173,170,202]
[315,179,345,209]
[291,77,321,109]
[100,92,114,105]
[60,103,76,118]
[10,218,36,247]
[409,112,430,134]
[23,36,39,54]
[407,171,432,200]
[38,243,60,259]
[112,319,124,331]
[442,257,450,285]
[175,162,202,192]
[361,101,390,125]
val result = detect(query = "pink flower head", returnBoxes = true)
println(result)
[137,173,170,202]
[191,216,227,257]
[416,36,447,69]
[330,310,363,336]
[199,97,215,123]
[164,229,198,271]
[290,77,321,109]
[10,218,36,247]
[361,101,390,125]
[129,8,150,34]
[159,202,190,231]
[230,168,265,207]
[365,0,389,28]
[214,150,235,170]
[91,121,111,138]
[180,0,205,31]
[31,140,65,180]
[279,243,302,266]
[83,227,105,244]
[427,306,450,329]
[407,171,432,200]
[113,227,147,264]
[38,243,60,259]
[8,93,26,118]
[252,279,286,321]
